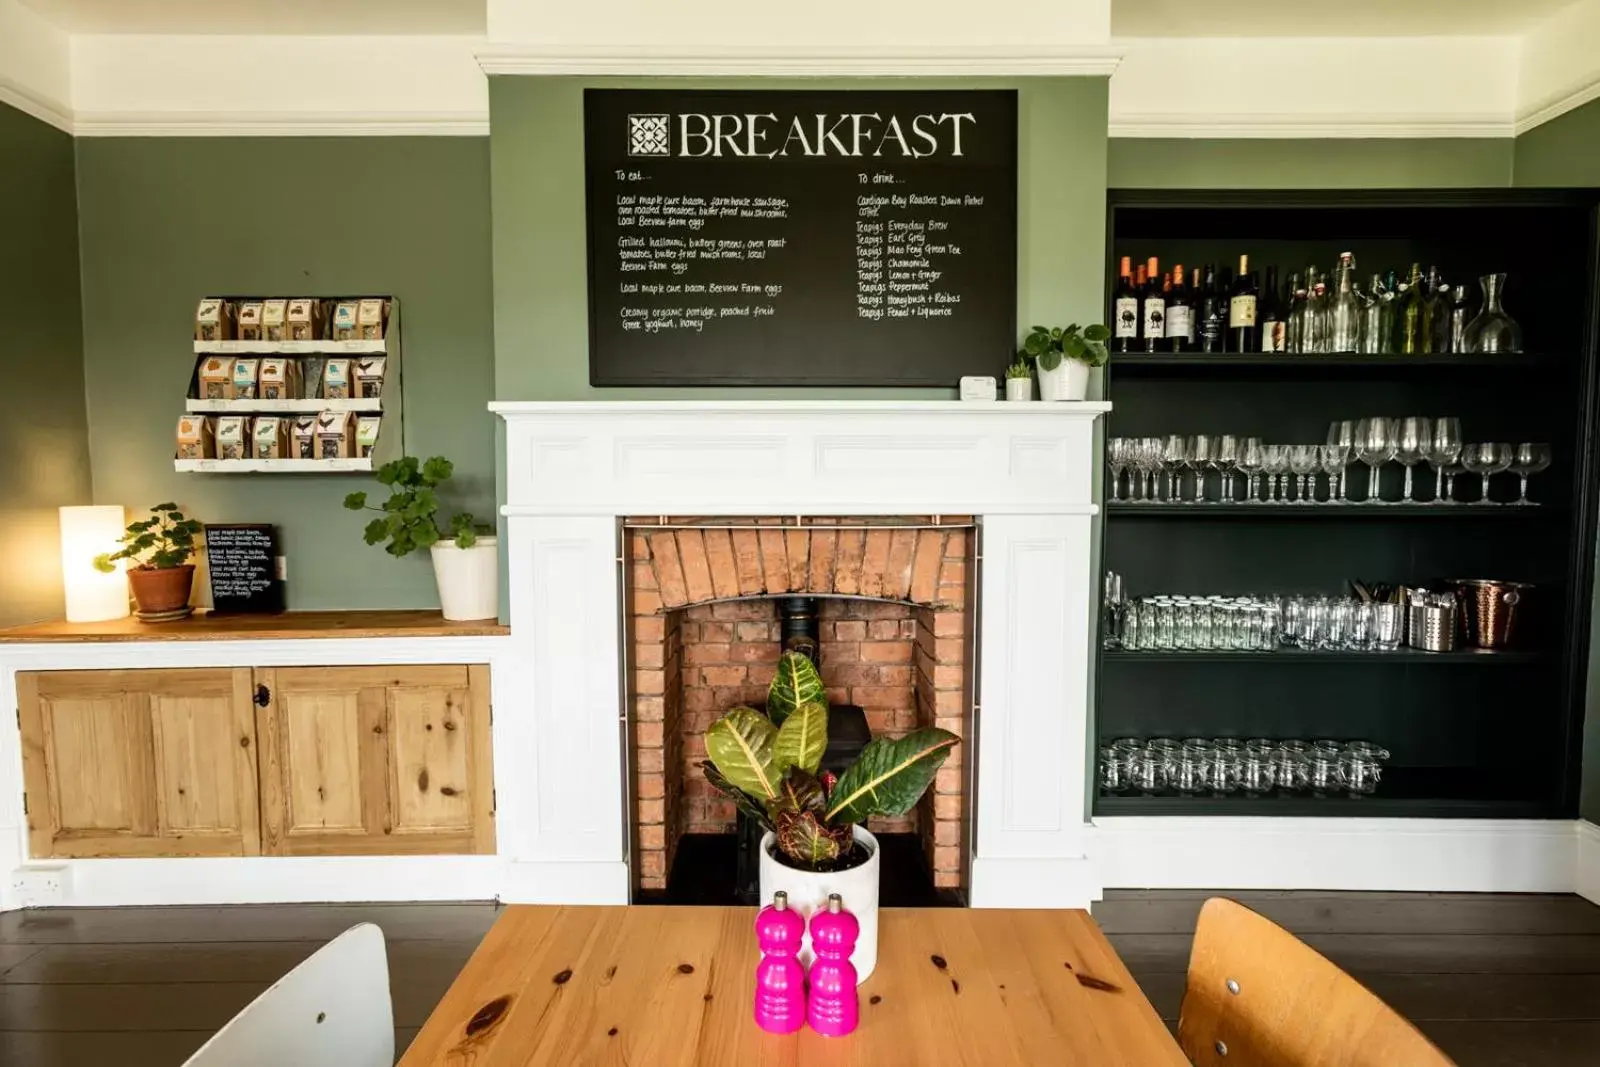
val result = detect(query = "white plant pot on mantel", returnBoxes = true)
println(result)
[430,536,499,621]
[1005,377,1035,401]
[759,825,880,981]
[1037,358,1091,402]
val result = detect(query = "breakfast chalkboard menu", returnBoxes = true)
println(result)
[204,524,285,614]
[584,89,1018,386]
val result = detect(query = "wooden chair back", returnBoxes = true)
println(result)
[1179,897,1454,1067]
[181,922,394,1067]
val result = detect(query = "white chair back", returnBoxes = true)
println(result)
[182,922,394,1067]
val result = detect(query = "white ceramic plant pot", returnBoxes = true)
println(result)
[430,536,499,621]
[1005,376,1035,401]
[1037,358,1091,401]
[759,826,880,981]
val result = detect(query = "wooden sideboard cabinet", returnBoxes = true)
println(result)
[17,664,494,860]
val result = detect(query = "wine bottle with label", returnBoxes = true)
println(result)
[1165,264,1192,353]
[1259,265,1285,353]
[1142,256,1165,352]
[1395,262,1425,354]
[1199,265,1225,354]
[1227,254,1258,353]
[1112,255,1138,352]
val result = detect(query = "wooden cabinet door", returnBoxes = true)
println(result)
[256,665,494,856]
[17,669,261,858]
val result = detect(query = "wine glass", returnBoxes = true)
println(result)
[1262,444,1289,503]
[1162,435,1188,501]
[1238,437,1265,502]
[1215,434,1240,503]
[1189,434,1216,503]
[1288,444,1320,503]
[1460,442,1510,505]
[1354,417,1396,504]
[1107,438,1127,501]
[1325,420,1355,502]
[1135,437,1159,501]
[1318,445,1347,505]
[1510,443,1552,506]
[1424,418,1462,505]
[1393,416,1432,503]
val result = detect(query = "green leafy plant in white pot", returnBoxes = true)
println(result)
[1004,355,1035,401]
[1022,323,1110,401]
[344,456,498,621]
[702,651,958,981]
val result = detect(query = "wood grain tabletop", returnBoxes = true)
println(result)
[397,905,1189,1066]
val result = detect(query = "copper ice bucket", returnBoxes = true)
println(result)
[1452,579,1532,650]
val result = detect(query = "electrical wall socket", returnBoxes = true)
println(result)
[11,865,69,906]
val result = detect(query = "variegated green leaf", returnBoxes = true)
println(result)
[770,767,827,819]
[825,728,959,824]
[705,706,780,801]
[767,651,825,725]
[775,808,848,867]
[772,699,827,776]
[699,760,775,832]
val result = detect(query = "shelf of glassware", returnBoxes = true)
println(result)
[1108,351,1559,378]
[1101,648,1542,664]
[1094,767,1552,819]
[1104,502,1558,519]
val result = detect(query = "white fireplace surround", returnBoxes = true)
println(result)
[492,400,1110,907]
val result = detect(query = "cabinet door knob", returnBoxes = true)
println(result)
[253,684,271,707]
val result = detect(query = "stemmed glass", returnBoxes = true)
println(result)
[1238,438,1265,502]
[1288,445,1320,503]
[1162,435,1188,501]
[1424,418,1462,505]
[1189,434,1216,503]
[1107,438,1129,501]
[1393,416,1432,504]
[1318,445,1347,505]
[1461,442,1512,505]
[1215,435,1239,503]
[1142,437,1164,500]
[1262,444,1289,503]
[1354,417,1396,504]
[1325,420,1355,502]
[1510,443,1552,505]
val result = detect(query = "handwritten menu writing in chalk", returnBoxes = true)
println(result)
[584,89,1018,386]
[204,525,285,614]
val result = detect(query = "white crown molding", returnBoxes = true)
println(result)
[1109,112,1515,140]
[1514,77,1600,136]
[71,110,489,137]
[475,44,1123,77]
[0,73,73,133]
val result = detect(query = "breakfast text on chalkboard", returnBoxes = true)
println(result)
[585,90,1017,386]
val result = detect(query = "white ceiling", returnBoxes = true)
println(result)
[1113,0,1576,37]
[17,0,486,34]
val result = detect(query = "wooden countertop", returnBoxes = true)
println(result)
[399,905,1188,1066]
[0,610,509,643]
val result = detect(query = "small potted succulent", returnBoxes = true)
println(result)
[702,651,958,981]
[1023,323,1110,401]
[344,455,498,621]
[93,503,204,620]
[1004,356,1035,401]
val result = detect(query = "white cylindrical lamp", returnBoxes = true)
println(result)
[58,505,130,623]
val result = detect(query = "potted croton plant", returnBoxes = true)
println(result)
[1023,322,1110,401]
[702,651,958,981]
[93,502,204,621]
[344,455,498,621]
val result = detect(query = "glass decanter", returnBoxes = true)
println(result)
[1463,273,1523,354]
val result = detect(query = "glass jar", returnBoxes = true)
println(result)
[1238,741,1280,795]
[1170,740,1212,795]
[1306,741,1346,796]
[1340,741,1390,796]
[1273,740,1311,792]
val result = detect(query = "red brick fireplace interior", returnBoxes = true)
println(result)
[625,517,975,897]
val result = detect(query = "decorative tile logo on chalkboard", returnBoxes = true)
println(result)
[628,114,671,157]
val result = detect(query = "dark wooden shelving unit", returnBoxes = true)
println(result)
[1095,188,1600,821]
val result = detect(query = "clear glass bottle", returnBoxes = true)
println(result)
[1284,271,1306,354]
[1394,262,1425,354]
[1462,273,1523,354]
[1359,273,1387,355]
[1448,283,1472,353]
[1330,251,1362,353]
[1304,267,1331,354]
[1424,266,1452,354]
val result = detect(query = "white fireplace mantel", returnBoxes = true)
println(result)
[493,400,1110,907]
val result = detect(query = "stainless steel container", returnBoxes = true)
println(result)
[1452,579,1532,650]
[1406,590,1457,653]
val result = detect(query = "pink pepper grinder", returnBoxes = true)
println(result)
[807,893,860,1037]
[753,890,806,1034]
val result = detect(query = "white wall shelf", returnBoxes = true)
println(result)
[175,458,374,473]
[186,398,384,414]
[193,339,387,355]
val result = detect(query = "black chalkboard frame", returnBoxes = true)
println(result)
[583,88,1019,387]
[203,523,286,615]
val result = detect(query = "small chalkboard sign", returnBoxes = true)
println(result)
[204,524,285,615]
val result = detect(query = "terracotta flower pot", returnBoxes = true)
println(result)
[127,565,195,620]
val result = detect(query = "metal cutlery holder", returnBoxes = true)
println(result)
[1406,590,1457,653]
[1453,579,1531,650]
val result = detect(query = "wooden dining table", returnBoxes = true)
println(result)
[398,905,1189,1065]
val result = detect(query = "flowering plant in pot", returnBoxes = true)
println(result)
[1023,322,1110,401]
[92,503,203,620]
[343,455,498,621]
[701,651,958,980]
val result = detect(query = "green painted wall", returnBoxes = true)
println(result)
[0,103,91,626]
[74,137,495,610]
[1108,138,1514,189]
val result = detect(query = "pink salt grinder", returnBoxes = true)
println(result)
[753,890,806,1034]
[807,893,860,1037]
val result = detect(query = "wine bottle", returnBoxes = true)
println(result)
[1142,256,1165,352]
[1285,272,1306,354]
[1259,265,1285,353]
[1395,262,1424,354]
[1226,255,1257,353]
[1424,266,1451,354]
[1112,255,1138,352]
[1199,265,1225,354]
[1165,264,1192,353]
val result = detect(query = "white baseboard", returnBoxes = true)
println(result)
[970,855,1098,908]
[1577,821,1600,906]
[502,860,630,905]
[1094,818,1579,894]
